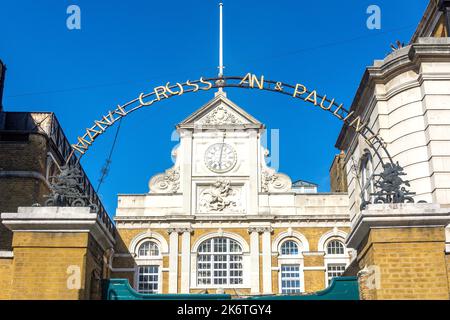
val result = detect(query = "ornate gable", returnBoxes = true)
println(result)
[177,92,264,129]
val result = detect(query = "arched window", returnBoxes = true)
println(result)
[137,241,159,257]
[359,149,374,203]
[197,237,243,286]
[326,240,345,255]
[280,240,299,255]
[278,239,302,293]
[325,239,346,286]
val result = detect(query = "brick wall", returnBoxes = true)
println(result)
[357,227,450,300]
[113,226,350,295]
[0,257,13,299]
[0,134,51,250]
[304,270,325,292]
[9,232,101,300]
[329,151,348,193]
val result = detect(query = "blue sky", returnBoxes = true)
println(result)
[1,0,428,216]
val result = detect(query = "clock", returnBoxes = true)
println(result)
[204,143,237,173]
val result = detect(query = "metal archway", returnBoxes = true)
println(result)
[47,73,416,209]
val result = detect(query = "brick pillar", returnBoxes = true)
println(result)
[347,203,450,300]
[1,206,115,300]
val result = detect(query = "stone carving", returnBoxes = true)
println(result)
[261,168,291,193]
[149,166,180,193]
[198,105,243,125]
[198,179,241,212]
[44,164,97,211]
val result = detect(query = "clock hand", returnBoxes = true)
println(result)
[218,133,225,169]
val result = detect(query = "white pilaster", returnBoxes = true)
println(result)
[248,228,260,294]
[168,229,179,293]
[262,227,273,294]
[180,228,192,293]
[180,130,192,215]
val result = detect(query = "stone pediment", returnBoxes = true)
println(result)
[177,92,264,129]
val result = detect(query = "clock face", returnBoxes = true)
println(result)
[204,143,237,173]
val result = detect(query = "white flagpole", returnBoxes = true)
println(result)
[218,2,224,78]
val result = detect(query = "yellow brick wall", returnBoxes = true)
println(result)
[303,254,324,267]
[304,270,325,292]
[8,232,102,300]
[113,226,349,295]
[446,254,450,296]
[0,258,13,300]
[357,227,450,300]
[271,256,278,293]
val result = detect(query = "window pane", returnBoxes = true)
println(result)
[138,241,159,257]
[196,237,243,286]
[137,265,159,294]
[326,240,345,255]
[280,264,301,294]
[327,264,346,285]
[280,240,299,255]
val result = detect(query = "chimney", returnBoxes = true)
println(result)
[0,60,5,112]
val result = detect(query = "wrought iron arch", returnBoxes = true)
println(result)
[46,73,416,208]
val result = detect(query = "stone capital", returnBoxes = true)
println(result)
[168,227,193,235]
[248,226,273,234]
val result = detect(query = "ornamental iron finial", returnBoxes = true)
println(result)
[360,161,420,210]
[44,164,98,211]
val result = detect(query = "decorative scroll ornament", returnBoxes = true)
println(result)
[44,165,97,211]
[199,179,238,212]
[198,105,243,125]
[360,162,419,210]
[261,167,291,193]
[149,166,180,193]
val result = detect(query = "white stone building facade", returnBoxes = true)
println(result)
[112,92,352,295]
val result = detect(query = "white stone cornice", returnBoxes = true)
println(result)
[336,37,450,150]
[0,251,13,258]
[346,203,450,250]
[1,206,115,250]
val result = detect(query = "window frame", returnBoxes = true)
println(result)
[135,264,161,294]
[323,237,350,287]
[279,240,300,256]
[359,149,374,204]
[137,240,160,258]
[133,238,164,293]
[195,237,245,288]
[279,264,302,294]
[326,263,347,286]
[326,239,345,256]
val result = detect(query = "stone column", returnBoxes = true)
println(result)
[247,227,260,294]
[346,203,450,300]
[261,227,273,294]
[167,228,179,294]
[180,228,193,293]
